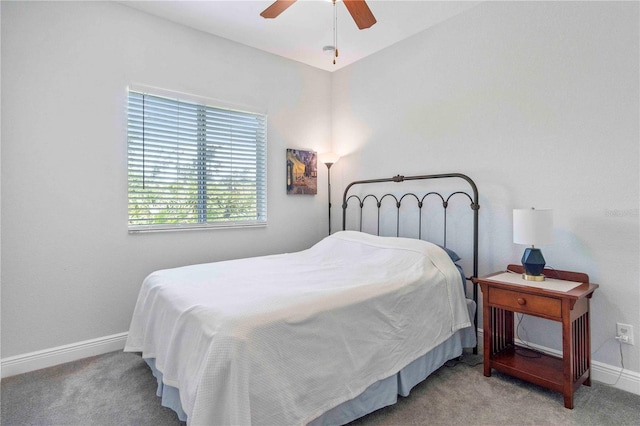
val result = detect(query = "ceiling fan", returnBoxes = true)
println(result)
[260,0,377,30]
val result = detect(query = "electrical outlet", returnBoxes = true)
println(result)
[616,323,634,345]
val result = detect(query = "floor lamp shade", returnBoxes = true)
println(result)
[513,208,553,280]
[321,152,340,166]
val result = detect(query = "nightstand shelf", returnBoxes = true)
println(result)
[474,264,598,409]
[491,345,564,392]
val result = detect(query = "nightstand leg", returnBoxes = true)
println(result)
[584,309,592,387]
[564,394,574,410]
[562,299,576,409]
[483,298,492,377]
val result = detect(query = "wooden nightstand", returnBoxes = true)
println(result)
[474,264,598,409]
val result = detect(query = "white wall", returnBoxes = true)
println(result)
[2,0,639,388]
[332,1,639,375]
[1,1,332,358]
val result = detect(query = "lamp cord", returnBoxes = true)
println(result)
[592,337,625,387]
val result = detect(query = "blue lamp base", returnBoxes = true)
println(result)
[521,247,546,281]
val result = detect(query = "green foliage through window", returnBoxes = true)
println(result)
[127,89,267,231]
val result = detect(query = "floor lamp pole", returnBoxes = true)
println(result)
[325,162,334,235]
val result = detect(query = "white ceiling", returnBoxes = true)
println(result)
[120,0,482,72]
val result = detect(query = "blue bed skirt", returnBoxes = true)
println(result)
[144,300,477,425]
[145,357,188,421]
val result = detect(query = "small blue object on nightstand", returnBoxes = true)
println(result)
[513,207,553,281]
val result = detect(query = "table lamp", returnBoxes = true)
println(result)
[513,208,553,281]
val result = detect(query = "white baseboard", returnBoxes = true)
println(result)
[591,358,640,395]
[2,330,639,396]
[476,329,640,396]
[1,332,128,379]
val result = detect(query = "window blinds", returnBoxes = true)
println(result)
[127,90,267,232]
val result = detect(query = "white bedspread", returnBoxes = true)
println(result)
[124,231,471,425]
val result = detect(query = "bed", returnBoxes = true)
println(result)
[124,173,480,425]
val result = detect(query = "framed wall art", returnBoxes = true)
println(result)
[286,149,317,195]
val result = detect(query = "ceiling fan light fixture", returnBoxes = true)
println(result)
[322,45,336,55]
[261,0,375,66]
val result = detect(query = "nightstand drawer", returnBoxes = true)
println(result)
[488,287,562,319]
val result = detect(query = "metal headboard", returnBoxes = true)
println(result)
[341,173,480,353]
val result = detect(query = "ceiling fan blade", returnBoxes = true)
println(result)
[260,0,297,19]
[343,0,377,30]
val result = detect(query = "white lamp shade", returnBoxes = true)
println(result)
[513,208,553,246]
[321,152,340,165]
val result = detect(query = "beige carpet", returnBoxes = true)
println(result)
[2,350,639,425]
[349,354,640,425]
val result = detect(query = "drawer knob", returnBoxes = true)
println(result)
[517,297,526,305]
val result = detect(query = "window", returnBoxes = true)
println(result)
[127,87,267,232]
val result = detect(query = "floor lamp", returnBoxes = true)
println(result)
[322,153,340,235]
